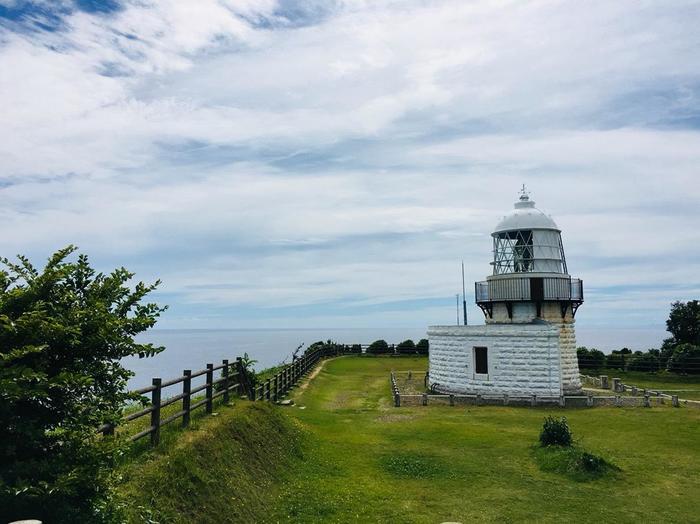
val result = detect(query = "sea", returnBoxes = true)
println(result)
[123,326,667,390]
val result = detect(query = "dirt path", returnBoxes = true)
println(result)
[296,356,336,392]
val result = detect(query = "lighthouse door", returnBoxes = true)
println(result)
[530,277,544,301]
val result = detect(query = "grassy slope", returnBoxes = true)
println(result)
[116,402,304,523]
[274,356,700,523]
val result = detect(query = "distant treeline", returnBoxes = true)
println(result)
[306,339,429,355]
[578,300,700,374]
[576,346,699,374]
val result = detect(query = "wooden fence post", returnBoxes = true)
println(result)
[235,357,246,399]
[476,394,481,406]
[222,359,230,404]
[182,370,192,427]
[206,363,214,414]
[266,379,271,400]
[643,394,650,408]
[422,393,428,406]
[531,394,537,407]
[273,374,279,401]
[151,378,162,446]
[672,395,679,407]
[612,378,621,392]
[450,394,455,406]
[503,394,508,406]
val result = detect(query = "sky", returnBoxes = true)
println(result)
[1,0,699,344]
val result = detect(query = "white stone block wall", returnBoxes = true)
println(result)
[428,322,581,397]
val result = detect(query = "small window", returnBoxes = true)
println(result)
[474,347,488,375]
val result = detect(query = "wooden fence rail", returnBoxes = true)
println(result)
[98,357,248,446]
[99,346,335,446]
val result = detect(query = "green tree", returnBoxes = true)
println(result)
[576,347,606,370]
[606,350,628,370]
[416,339,429,355]
[628,349,661,373]
[667,343,700,375]
[0,247,166,523]
[396,339,416,354]
[367,339,391,354]
[666,300,700,346]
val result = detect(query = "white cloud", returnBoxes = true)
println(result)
[0,0,699,332]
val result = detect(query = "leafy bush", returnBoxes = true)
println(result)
[416,338,429,355]
[367,339,391,354]
[349,344,362,353]
[534,446,620,482]
[628,350,661,372]
[396,339,416,354]
[667,343,700,375]
[576,347,606,370]
[605,350,628,370]
[0,247,166,523]
[574,450,607,474]
[539,416,572,447]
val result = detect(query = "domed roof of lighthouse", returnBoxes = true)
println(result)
[493,186,559,234]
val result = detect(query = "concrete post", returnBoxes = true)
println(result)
[615,395,621,407]
[587,394,594,407]
[643,394,651,408]
[672,395,679,407]
[600,375,609,389]
[612,378,621,392]
[559,395,565,407]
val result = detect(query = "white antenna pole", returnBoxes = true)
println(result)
[462,261,468,326]
[455,294,460,325]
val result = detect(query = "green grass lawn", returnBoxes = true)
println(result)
[273,356,700,523]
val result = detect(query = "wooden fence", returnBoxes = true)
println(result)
[98,357,249,446]
[251,346,324,401]
[99,346,332,446]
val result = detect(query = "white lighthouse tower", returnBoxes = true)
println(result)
[428,187,584,397]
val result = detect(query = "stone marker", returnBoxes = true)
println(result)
[612,378,621,392]
[600,375,609,389]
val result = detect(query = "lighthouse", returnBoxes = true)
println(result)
[428,187,584,397]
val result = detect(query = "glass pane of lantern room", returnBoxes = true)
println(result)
[513,230,533,272]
